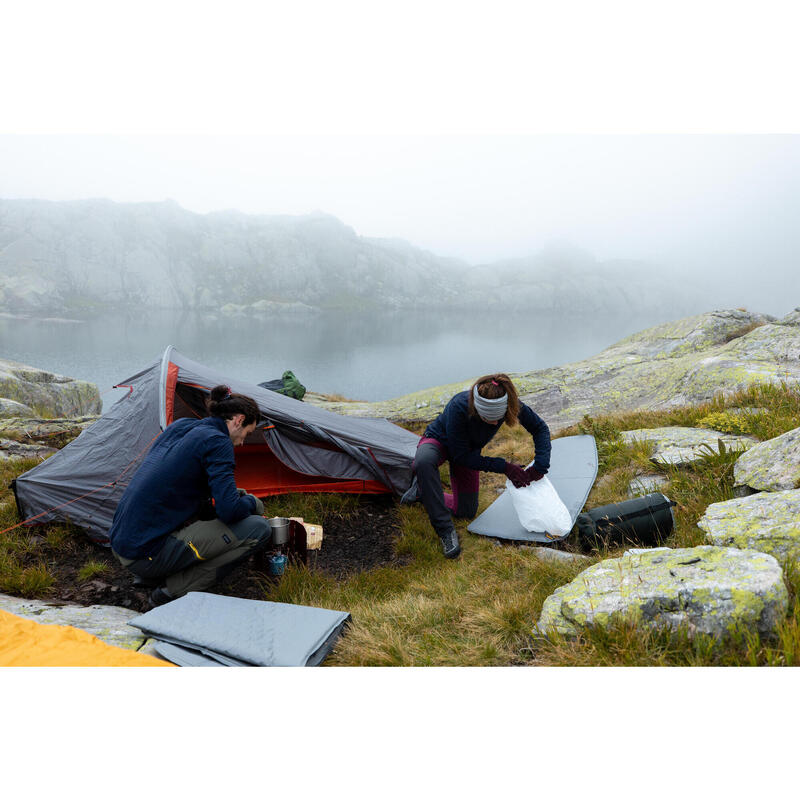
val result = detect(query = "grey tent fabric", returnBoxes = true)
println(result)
[13,346,420,544]
[128,592,350,666]
[467,435,598,543]
[12,361,163,542]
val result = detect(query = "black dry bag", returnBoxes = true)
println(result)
[576,492,676,550]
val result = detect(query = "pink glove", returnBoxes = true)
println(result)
[504,462,531,488]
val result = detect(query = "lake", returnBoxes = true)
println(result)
[1,308,676,410]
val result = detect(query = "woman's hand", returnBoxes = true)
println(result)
[525,466,544,482]
[504,462,531,488]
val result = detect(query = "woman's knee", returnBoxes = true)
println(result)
[414,447,441,475]
[230,514,272,545]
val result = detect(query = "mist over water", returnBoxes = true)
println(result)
[1,308,671,410]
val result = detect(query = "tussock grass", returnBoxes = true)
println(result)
[0,556,54,596]
[77,560,111,582]
[0,457,70,598]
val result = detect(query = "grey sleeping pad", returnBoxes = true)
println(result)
[128,592,350,666]
[467,434,598,543]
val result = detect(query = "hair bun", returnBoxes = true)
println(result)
[210,385,231,402]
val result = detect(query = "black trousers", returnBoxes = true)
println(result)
[413,440,480,538]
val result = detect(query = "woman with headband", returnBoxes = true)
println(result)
[402,373,551,558]
[109,384,272,607]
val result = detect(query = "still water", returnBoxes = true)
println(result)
[1,308,671,410]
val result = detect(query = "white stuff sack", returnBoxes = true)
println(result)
[505,475,572,537]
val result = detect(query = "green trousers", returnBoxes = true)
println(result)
[114,514,272,598]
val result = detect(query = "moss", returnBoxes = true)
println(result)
[697,411,754,436]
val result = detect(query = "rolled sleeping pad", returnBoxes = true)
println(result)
[575,492,676,550]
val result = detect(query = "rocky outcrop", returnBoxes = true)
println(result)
[309,309,798,429]
[779,307,800,326]
[0,416,98,462]
[0,357,101,418]
[733,427,800,492]
[535,546,788,639]
[0,592,156,653]
[621,426,757,466]
[0,398,34,417]
[0,438,58,462]
[627,474,669,498]
[698,490,800,567]
[519,546,591,566]
[0,415,98,446]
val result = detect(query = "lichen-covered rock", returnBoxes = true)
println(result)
[733,427,800,492]
[535,545,787,639]
[627,474,669,498]
[0,592,147,651]
[778,307,800,326]
[698,490,800,566]
[0,415,98,447]
[0,357,101,417]
[0,438,58,461]
[621,426,756,466]
[306,310,800,430]
[520,546,591,565]
[0,398,34,418]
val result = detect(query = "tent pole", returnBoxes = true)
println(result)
[158,344,175,431]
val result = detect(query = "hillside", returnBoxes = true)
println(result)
[0,197,701,316]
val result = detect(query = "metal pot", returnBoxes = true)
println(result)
[268,516,290,545]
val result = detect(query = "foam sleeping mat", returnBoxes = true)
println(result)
[467,434,598,543]
[128,592,350,667]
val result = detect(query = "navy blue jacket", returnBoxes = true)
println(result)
[423,391,551,474]
[109,416,257,559]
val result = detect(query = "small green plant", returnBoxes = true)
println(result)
[697,411,753,436]
[0,552,54,596]
[77,560,110,582]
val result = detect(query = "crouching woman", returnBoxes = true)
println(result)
[109,385,272,606]
[403,373,551,559]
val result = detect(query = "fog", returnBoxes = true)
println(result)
[1,133,798,315]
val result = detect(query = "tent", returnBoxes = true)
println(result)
[12,346,419,545]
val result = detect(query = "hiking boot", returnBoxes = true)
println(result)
[439,527,461,559]
[148,586,174,608]
[400,476,420,505]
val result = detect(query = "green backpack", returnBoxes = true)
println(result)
[259,371,306,401]
[278,370,306,401]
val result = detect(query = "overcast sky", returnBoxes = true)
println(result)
[2,3,800,314]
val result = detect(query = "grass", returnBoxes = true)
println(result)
[1,380,799,665]
[261,503,585,665]
[76,560,111,582]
